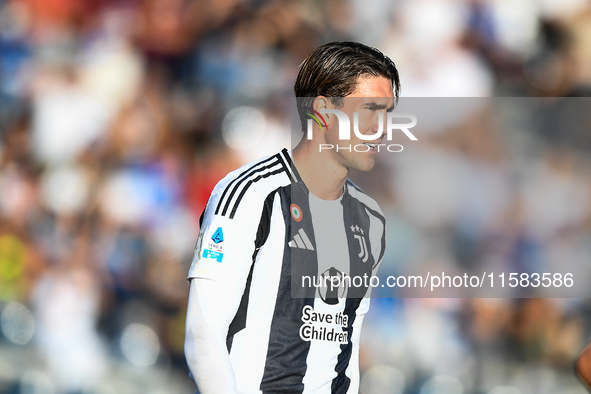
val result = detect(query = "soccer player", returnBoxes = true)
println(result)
[185,41,400,393]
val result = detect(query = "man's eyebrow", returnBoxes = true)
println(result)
[363,102,395,112]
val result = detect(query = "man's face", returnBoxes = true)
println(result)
[324,76,395,172]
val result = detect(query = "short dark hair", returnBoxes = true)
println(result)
[294,41,401,131]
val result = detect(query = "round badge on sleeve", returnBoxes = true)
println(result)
[290,204,303,222]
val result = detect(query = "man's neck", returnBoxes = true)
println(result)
[292,140,348,200]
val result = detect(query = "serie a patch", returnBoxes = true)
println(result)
[201,227,224,263]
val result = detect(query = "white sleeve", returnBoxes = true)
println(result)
[184,179,262,394]
[185,279,238,394]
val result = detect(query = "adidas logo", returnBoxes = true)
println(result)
[288,228,315,250]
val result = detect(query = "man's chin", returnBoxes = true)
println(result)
[352,158,376,172]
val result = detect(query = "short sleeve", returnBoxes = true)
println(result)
[188,179,261,287]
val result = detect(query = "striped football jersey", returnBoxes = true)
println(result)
[188,148,385,393]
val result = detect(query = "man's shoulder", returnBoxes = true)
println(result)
[208,149,294,220]
[218,149,292,186]
[345,179,384,219]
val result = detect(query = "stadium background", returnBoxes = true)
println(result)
[1,0,591,393]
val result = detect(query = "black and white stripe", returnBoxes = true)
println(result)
[280,148,300,183]
[193,149,385,392]
[215,152,292,219]
[226,188,278,352]
[346,180,386,269]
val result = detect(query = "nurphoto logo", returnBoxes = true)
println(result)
[304,106,418,153]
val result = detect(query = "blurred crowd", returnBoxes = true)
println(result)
[0,0,591,393]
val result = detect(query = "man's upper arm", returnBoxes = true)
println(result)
[187,179,263,332]
[189,175,262,277]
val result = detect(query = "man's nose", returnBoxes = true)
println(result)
[371,112,387,137]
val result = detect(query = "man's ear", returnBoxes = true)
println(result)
[313,96,331,127]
